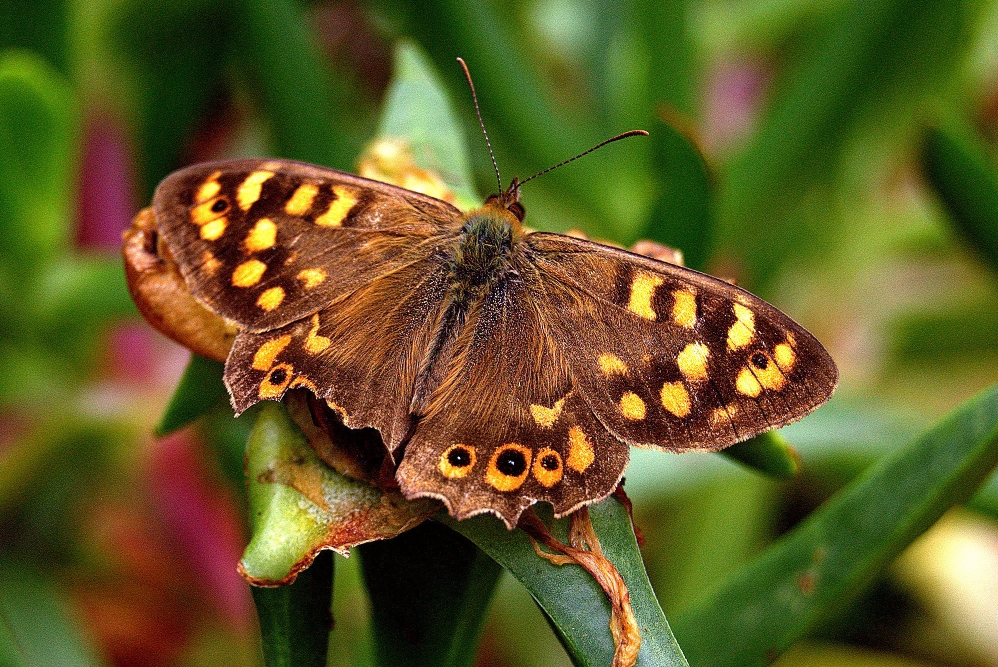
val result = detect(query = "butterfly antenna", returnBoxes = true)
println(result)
[520,130,649,185]
[457,57,502,195]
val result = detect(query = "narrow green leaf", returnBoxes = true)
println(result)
[378,41,478,207]
[0,0,69,73]
[387,0,647,240]
[722,430,800,479]
[922,122,998,274]
[112,0,232,198]
[358,521,502,667]
[717,0,978,291]
[231,0,370,170]
[672,381,998,667]
[445,497,689,667]
[0,50,76,267]
[645,118,713,271]
[252,550,333,667]
[156,354,228,436]
[0,562,104,667]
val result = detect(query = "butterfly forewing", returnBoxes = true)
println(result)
[153,158,463,332]
[527,234,838,451]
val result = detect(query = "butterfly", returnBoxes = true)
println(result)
[138,151,838,529]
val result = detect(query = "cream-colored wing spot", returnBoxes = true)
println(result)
[598,353,628,376]
[627,272,664,320]
[660,381,691,418]
[304,314,331,354]
[727,303,756,350]
[237,170,275,211]
[485,444,532,492]
[709,404,738,427]
[252,334,292,371]
[244,218,277,253]
[671,289,697,328]
[618,392,646,420]
[315,186,358,226]
[256,286,285,312]
[532,448,564,487]
[567,426,594,472]
[735,368,762,397]
[677,342,710,383]
[232,259,267,287]
[296,268,327,289]
[195,171,222,203]
[530,397,565,428]
[201,251,221,276]
[200,217,227,240]
[285,183,319,215]
[774,333,797,371]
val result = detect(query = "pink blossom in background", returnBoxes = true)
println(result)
[702,57,768,155]
[76,112,135,250]
[106,322,189,392]
[146,431,253,631]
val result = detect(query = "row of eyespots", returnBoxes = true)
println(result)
[438,431,596,492]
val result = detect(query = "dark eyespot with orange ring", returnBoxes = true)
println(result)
[259,362,293,398]
[750,352,768,369]
[211,197,230,214]
[532,448,563,487]
[485,443,532,492]
[439,444,476,479]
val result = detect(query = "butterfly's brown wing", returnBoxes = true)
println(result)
[224,251,454,449]
[153,158,463,332]
[155,158,464,446]
[393,265,630,527]
[527,233,838,450]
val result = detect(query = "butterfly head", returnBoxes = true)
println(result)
[483,177,526,224]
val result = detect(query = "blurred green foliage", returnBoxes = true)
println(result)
[2,1,998,667]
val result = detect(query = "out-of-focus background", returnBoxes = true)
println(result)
[1,0,998,665]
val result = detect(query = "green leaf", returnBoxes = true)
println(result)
[252,550,334,667]
[156,354,228,436]
[922,122,998,274]
[644,118,714,271]
[722,430,800,479]
[445,498,689,667]
[0,561,104,667]
[716,0,978,291]
[358,521,502,667]
[231,0,371,171]
[0,50,76,268]
[378,41,478,207]
[112,0,233,198]
[0,0,69,73]
[387,0,647,241]
[672,381,998,667]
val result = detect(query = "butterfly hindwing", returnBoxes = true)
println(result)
[527,233,838,451]
[153,158,464,332]
[394,269,630,527]
[224,253,454,450]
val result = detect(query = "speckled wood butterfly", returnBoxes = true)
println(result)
[138,142,837,527]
